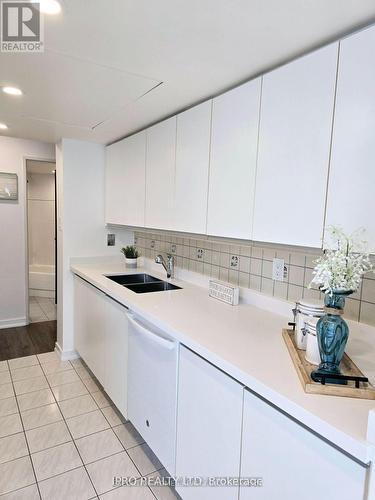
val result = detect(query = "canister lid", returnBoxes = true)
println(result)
[297,298,324,314]
[298,298,324,309]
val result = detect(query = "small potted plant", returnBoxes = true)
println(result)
[309,227,373,383]
[121,245,139,269]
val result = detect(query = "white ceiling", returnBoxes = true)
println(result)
[1,0,375,145]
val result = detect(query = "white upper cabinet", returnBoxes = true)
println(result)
[207,79,261,239]
[174,101,212,234]
[145,117,177,230]
[253,43,339,248]
[105,131,146,227]
[325,26,375,250]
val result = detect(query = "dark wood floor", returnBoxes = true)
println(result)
[0,321,57,361]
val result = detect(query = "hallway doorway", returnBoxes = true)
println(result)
[26,160,57,324]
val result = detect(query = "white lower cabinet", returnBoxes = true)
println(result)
[74,275,107,386]
[103,296,128,418]
[240,389,367,500]
[73,275,128,418]
[175,346,244,500]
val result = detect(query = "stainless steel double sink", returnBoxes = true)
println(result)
[105,273,181,294]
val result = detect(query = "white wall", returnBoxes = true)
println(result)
[0,136,55,328]
[56,139,133,356]
[27,172,55,267]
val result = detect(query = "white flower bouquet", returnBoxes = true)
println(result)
[310,227,373,295]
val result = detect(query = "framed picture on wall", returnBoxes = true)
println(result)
[0,173,18,201]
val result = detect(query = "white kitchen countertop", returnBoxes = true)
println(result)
[71,257,375,466]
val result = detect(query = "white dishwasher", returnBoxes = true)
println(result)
[127,313,179,475]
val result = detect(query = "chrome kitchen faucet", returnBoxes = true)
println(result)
[155,254,175,279]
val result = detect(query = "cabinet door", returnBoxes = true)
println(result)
[73,275,88,361]
[145,117,176,230]
[207,79,261,239]
[175,346,243,500]
[105,131,146,227]
[240,389,366,500]
[104,297,128,418]
[174,101,212,234]
[253,44,338,247]
[325,26,375,249]
[73,276,106,386]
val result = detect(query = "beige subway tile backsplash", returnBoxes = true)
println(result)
[261,278,274,295]
[240,245,252,257]
[262,260,273,280]
[134,229,375,327]
[239,256,250,274]
[239,272,250,289]
[288,265,305,287]
[251,246,262,259]
[360,302,375,326]
[345,298,360,322]
[290,252,306,267]
[288,284,304,302]
[274,282,288,300]
[303,288,321,301]
[250,258,262,276]
[262,248,276,261]
[249,275,261,291]
[362,279,375,304]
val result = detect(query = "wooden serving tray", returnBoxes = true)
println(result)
[282,329,375,400]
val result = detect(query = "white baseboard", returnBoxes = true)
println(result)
[54,342,80,361]
[0,317,27,329]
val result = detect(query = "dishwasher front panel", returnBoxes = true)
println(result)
[127,313,178,475]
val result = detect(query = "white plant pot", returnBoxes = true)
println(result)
[125,258,137,269]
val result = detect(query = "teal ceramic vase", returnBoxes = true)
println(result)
[311,290,352,384]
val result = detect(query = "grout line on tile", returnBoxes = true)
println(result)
[8,360,42,499]
[42,363,100,497]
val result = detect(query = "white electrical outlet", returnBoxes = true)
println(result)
[272,258,285,281]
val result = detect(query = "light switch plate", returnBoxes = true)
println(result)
[107,234,115,246]
[272,258,285,281]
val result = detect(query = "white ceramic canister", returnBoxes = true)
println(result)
[294,298,324,350]
[305,318,321,365]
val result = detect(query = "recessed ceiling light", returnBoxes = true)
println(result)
[2,86,22,96]
[0,123,8,130]
[39,0,61,15]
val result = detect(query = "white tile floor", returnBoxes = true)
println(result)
[29,298,57,323]
[0,352,181,499]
